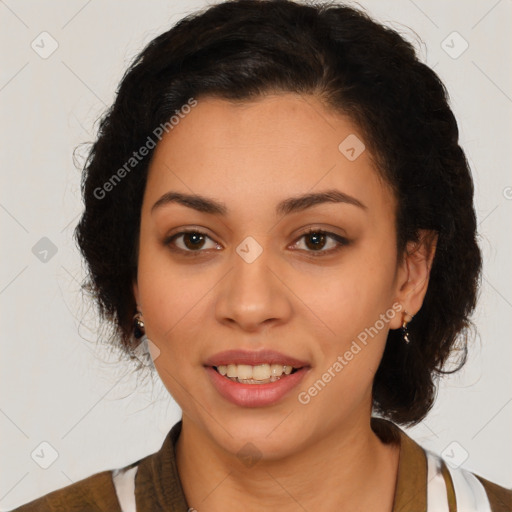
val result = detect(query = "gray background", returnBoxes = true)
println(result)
[1,0,511,508]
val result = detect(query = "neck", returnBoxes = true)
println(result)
[176,413,400,512]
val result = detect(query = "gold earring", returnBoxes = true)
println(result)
[402,311,413,344]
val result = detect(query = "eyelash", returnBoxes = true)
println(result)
[164,227,349,258]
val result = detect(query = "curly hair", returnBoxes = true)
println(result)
[75,0,482,425]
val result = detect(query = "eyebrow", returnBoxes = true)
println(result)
[151,189,367,216]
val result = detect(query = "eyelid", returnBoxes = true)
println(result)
[164,227,220,253]
[293,226,348,241]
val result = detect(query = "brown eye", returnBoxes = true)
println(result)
[304,231,327,251]
[183,232,206,250]
[293,229,349,255]
[166,230,220,254]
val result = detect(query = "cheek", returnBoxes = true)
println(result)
[295,243,397,342]
[136,253,212,404]
[293,238,399,405]
[135,242,213,360]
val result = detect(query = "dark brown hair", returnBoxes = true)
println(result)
[75,0,481,425]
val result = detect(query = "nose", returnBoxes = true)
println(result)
[214,243,293,333]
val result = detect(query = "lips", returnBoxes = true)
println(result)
[204,349,311,407]
[204,349,309,368]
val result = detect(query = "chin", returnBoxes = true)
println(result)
[204,411,311,461]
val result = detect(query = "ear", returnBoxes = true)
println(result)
[389,229,438,329]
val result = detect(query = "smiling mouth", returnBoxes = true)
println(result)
[213,364,301,384]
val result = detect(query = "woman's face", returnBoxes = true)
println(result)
[134,93,412,458]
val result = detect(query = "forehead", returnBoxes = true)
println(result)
[144,94,395,218]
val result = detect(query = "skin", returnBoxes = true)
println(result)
[133,93,436,511]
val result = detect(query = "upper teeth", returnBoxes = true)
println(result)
[217,364,293,381]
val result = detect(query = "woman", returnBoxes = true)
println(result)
[11,0,511,511]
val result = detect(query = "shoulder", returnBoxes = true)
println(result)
[372,417,512,512]
[474,474,512,512]
[426,450,511,512]
[8,469,123,512]
[8,422,184,512]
